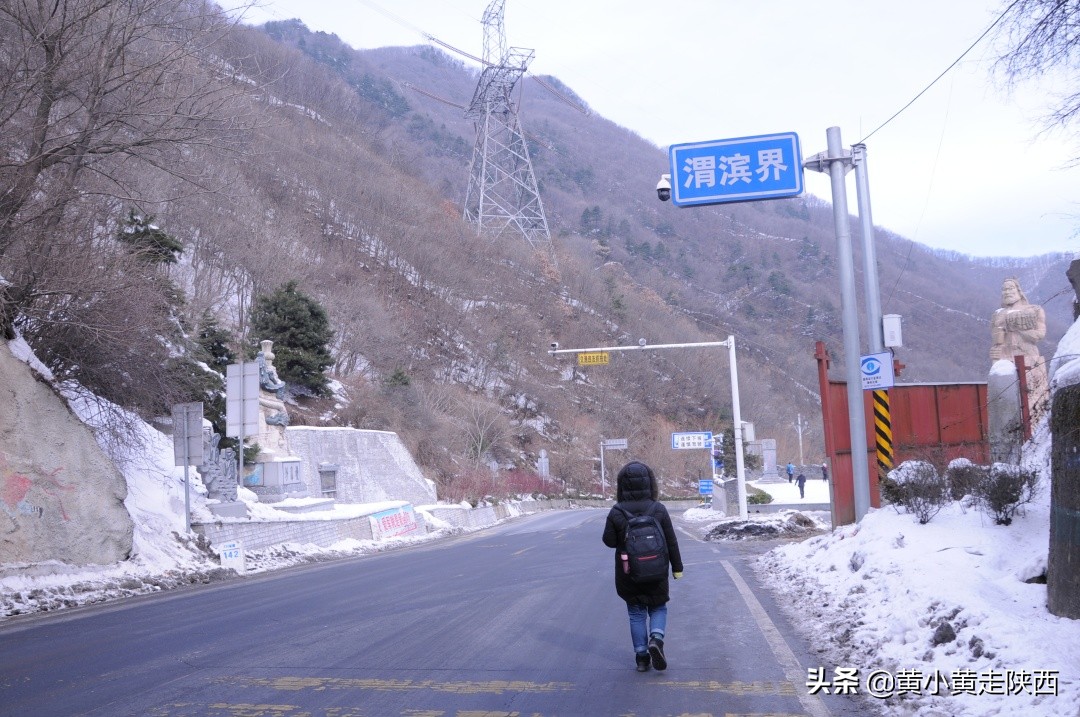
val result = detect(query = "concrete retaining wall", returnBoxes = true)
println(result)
[193,506,426,551]
[195,515,374,551]
[193,499,576,552]
[424,499,573,529]
[285,427,437,506]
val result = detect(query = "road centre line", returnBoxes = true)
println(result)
[719,558,832,717]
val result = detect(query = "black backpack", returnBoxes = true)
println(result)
[616,502,670,583]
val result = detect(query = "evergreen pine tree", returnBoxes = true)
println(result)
[118,209,184,265]
[249,281,333,395]
[195,312,236,369]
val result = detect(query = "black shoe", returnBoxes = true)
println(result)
[635,652,651,672]
[648,636,667,671]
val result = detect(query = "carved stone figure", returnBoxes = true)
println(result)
[198,432,238,502]
[258,339,286,396]
[255,339,290,456]
[990,278,1048,417]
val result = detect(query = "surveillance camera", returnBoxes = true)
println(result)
[656,174,671,202]
[550,341,559,351]
[638,338,647,346]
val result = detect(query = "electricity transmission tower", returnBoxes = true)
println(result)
[462,0,550,247]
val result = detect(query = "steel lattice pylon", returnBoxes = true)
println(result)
[462,0,550,247]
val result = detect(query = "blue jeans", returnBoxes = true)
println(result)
[627,602,667,654]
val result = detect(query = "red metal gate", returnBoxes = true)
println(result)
[816,342,990,525]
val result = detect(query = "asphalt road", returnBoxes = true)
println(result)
[0,508,874,717]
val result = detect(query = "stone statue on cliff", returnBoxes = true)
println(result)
[990,277,1048,418]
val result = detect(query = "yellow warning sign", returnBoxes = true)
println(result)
[577,352,609,366]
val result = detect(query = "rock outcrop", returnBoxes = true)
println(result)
[1,341,134,565]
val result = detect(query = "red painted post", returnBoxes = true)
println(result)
[815,342,836,459]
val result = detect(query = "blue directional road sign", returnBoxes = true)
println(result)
[699,479,714,495]
[669,132,803,207]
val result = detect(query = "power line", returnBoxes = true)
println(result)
[355,0,589,115]
[858,0,1021,144]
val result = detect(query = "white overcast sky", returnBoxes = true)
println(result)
[237,0,1080,259]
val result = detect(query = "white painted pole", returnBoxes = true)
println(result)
[853,144,885,355]
[796,413,805,466]
[599,441,606,500]
[728,336,748,521]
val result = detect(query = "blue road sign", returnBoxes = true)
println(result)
[699,479,714,495]
[669,132,803,207]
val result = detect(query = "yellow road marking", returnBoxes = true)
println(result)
[217,675,800,697]
[217,677,574,694]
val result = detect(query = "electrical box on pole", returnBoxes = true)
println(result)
[883,314,903,348]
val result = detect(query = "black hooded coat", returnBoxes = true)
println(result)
[602,462,683,606]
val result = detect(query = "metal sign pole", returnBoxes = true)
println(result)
[182,403,191,531]
[825,127,871,520]
[183,409,191,533]
[172,402,204,533]
[599,441,606,500]
[238,357,245,490]
[727,337,748,521]
[853,144,884,355]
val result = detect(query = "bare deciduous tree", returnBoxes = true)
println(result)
[0,0,253,337]
[994,0,1080,137]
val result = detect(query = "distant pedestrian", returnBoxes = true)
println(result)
[821,462,829,482]
[785,462,795,483]
[602,462,684,673]
[796,472,806,498]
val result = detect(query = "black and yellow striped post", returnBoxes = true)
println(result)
[873,388,893,476]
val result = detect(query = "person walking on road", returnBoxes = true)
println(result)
[786,462,795,483]
[796,472,807,499]
[602,461,684,673]
[821,462,829,481]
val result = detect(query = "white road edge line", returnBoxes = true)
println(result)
[720,559,832,717]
